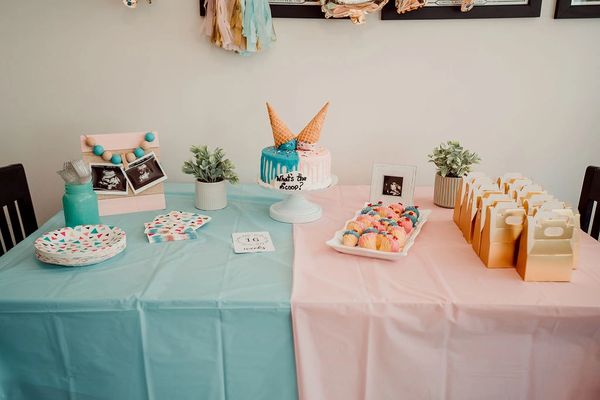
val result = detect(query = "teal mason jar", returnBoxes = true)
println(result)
[62,182,100,227]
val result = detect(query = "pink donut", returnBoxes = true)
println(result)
[399,217,413,234]
[388,226,408,246]
[378,235,401,252]
[389,203,405,215]
[346,220,365,234]
[378,206,396,219]
[371,220,385,232]
[356,214,375,226]
[358,232,377,250]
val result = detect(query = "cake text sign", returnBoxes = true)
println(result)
[276,171,308,191]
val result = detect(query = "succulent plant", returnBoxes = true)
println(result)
[428,141,480,178]
[182,145,239,184]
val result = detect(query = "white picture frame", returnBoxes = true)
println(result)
[370,163,417,206]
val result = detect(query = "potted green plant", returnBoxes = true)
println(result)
[182,145,239,210]
[428,141,480,208]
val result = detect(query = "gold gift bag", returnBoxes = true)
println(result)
[516,213,575,282]
[515,184,545,206]
[536,206,580,269]
[472,194,512,256]
[462,184,502,244]
[453,177,466,227]
[454,173,487,226]
[505,178,532,196]
[522,194,555,215]
[458,176,491,231]
[480,203,525,268]
[497,173,524,193]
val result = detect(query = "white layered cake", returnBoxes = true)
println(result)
[260,103,332,191]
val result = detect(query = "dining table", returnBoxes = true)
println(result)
[1,183,600,400]
[0,183,298,400]
[292,186,600,400]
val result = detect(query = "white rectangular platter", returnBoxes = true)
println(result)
[326,208,430,261]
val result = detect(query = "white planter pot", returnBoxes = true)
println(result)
[433,173,462,208]
[195,180,227,210]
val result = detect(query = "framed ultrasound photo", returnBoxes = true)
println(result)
[80,132,166,216]
[370,163,417,206]
[124,152,168,195]
[90,164,129,196]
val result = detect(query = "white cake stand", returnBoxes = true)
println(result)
[258,175,338,224]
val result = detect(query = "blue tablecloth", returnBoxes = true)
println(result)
[0,184,298,400]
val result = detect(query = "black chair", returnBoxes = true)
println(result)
[0,164,38,255]
[578,165,600,240]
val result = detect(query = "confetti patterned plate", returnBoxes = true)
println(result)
[34,225,126,267]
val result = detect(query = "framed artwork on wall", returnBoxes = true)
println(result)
[381,0,541,19]
[555,0,600,18]
[199,0,326,19]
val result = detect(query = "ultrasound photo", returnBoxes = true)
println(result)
[382,175,404,197]
[124,152,167,194]
[91,164,128,196]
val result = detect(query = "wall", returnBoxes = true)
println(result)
[1,0,599,223]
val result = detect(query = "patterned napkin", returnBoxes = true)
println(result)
[145,211,211,243]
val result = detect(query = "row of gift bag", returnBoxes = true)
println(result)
[454,173,580,282]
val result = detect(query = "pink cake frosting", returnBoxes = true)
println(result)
[297,144,332,190]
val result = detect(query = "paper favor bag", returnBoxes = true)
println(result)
[515,184,545,205]
[516,213,575,282]
[453,180,463,226]
[497,173,524,191]
[453,173,487,226]
[479,203,525,268]
[535,206,580,269]
[461,183,502,243]
[505,178,532,196]
[472,194,512,256]
[522,194,555,215]
[457,175,491,229]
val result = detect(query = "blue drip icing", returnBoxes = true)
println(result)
[260,146,299,183]
[278,139,297,151]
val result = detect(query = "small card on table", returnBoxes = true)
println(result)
[231,232,275,254]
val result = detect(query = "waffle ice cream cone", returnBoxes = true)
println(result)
[266,103,295,148]
[297,102,329,144]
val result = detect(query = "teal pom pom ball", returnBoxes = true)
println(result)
[133,147,144,158]
[111,154,122,165]
[144,132,155,142]
[92,145,104,156]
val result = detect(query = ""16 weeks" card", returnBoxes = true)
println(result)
[231,232,275,254]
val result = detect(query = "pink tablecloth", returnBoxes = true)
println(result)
[291,186,600,400]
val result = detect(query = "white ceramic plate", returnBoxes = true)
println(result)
[326,208,430,260]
